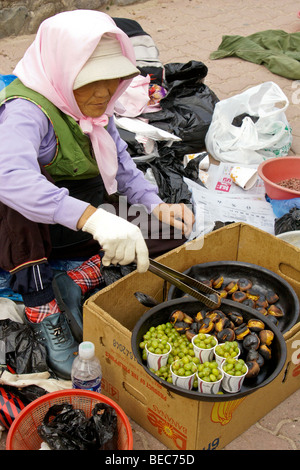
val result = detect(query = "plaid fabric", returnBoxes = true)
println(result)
[67,254,103,295]
[0,386,26,429]
[24,255,103,323]
[25,298,60,323]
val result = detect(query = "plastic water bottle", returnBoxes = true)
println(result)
[71,341,102,392]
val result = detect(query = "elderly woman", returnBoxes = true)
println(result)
[0,10,194,378]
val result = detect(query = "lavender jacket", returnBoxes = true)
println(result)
[0,98,163,231]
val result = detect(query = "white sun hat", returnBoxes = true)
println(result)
[73,34,140,89]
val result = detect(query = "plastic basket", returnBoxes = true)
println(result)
[6,389,133,450]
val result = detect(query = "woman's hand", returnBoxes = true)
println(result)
[152,203,195,237]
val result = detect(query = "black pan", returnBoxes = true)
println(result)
[167,261,300,333]
[131,297,287,402]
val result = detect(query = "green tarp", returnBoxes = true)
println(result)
[210,29,300,79]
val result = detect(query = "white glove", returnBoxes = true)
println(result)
[82,208,149,273]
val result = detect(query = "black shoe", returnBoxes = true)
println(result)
[52,270,83,343]
[25,312,78,380]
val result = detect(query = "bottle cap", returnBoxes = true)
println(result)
[78,341,95,360]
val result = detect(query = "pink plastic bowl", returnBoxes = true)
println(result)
[258,156,300,200]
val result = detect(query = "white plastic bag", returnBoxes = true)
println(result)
[205,81,292,164]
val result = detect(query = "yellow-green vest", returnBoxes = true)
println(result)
[1,78,100,182]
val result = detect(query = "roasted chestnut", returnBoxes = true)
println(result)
[174,321,189,334]
[189,322,199,334]
[246,349,259,362]
[255,307,268,316]
[206,311,221,323]
[266,289,279,304]
[231,291,247,303]
[214,310,227,319]
[259,329,274,346]
[225,281,238,294]
[194,311,205,323]
[227,312,244,326]
[267,305,284,317]
[246,288,260,302]
[198,318,214,334]
[247,319,265,333]
[213,276,224,289]
[256,353,265,368]
[217,328,235,342]
[245,361,260,378]
[256,295,268,309]
[183,314,194,325]
[219,289,228,298]
[215,317,231,332]
[235,323,250,340]
[237,278,253,291]
[208,292,221,308]
[243,332,260,350]
[185,329,196,341]
[169,310,184,324]
[259,344,272,360]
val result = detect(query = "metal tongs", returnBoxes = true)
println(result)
[148,259,221,309]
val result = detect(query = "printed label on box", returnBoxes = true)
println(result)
[147,407,187,450]
[210,397,246,426]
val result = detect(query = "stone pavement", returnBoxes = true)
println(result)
[0,0,299,451]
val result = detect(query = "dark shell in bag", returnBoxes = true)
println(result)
[275,208,300,235]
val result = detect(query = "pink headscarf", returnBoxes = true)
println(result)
[13,10,138,194]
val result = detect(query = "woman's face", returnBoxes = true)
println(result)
[74,78,120,117]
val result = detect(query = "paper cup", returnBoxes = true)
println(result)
[183,152,210,170]
[170,360,197,390]
[213,345,240,367]
[230,166,258,190]
[221,360,248,393]
[145,341,172,371]
[197,368,224,394]
[192,334,218,363]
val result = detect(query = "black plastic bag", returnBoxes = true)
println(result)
[143,61,219,156]
[4,383,47,404]
[137,158,191,204]
[38,403,87,450]
[118,128,151,158]
[184,153,208,187]
[0,319,48,374]
[92,403,118,450]
[164,60,208,83]
[37,402,118,450]
[274,207,300,235]
[143,153,193,204]
[100,263,137,286]
[137,146,206,204]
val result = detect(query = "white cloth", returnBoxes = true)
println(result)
[0,370,71,392]
[0,298,25,323]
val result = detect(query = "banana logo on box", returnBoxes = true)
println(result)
[211,397,246,425]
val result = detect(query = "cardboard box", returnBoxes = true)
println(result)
[83,223,300,450]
